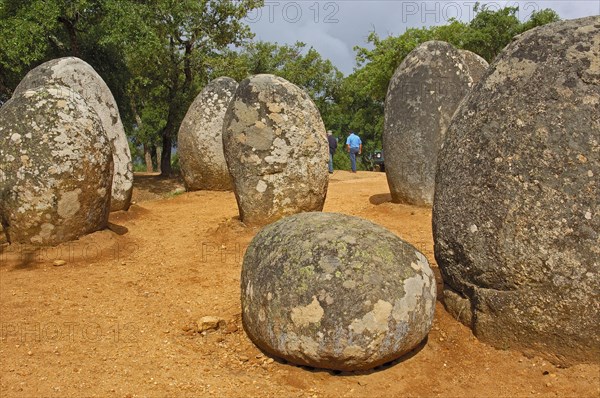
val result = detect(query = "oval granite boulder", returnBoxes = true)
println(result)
[241,212,437,371]
[0,85,113,245]
[458,49,489,84]
[14,57,133,211]
[223,74,329,225]
[178,77,238,191]
[383,41,474,206]
[433,16,600,365]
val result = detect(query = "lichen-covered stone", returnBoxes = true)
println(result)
[178,77,237,191]
[14,57,133,211]
[241,212,437,371]
[223,74,329,225]
[433,17,600,365]
[0,85,113,245]
[383,41,474,206]
[458,49,489,84]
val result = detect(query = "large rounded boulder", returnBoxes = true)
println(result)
[178,77,238,191]
[383,41,474,206]
[458,49,489,84]
[223,74,328,225]
[14,57,133,211]
[0,85,113,245]
[433,17,600,365]
[241,212,437,371]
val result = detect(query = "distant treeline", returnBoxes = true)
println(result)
[0,1,559,173]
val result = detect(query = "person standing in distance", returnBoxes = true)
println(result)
[327,130,337,174]
[346,131,362,173]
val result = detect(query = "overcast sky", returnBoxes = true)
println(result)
[244,1,600,75]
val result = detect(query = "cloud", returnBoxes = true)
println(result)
[247,1,600,75]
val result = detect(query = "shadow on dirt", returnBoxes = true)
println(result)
[252,336,429,377]
[369,193,392,205]
[134,173,185,196]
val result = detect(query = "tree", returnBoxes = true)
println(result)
[519,9,561,33]
[0,0,95,102]
[101,0,262,176]
[1,0,262,176]
[0,2,563,174]
[340,5,560,169]
[212,41,343,117]
[211,40,344,157]
[0,0,132,120]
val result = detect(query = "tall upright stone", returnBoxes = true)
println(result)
[223,74,329,226]
[0,85,113,245]
[433,17,600,365]
[14,57,133,211]
[178,77,237,191]
[458,49,489,84]
[383,41,474,206]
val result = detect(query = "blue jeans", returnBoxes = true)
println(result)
[349,147,360,172]
[329,152,334,173]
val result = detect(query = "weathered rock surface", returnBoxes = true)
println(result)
[241,212,437,371]
[0,85,113,245]
[458,49,489,84]
[433,17,600,365]
[178,77,237,191]
[383,41,474,206]
[223,74,328,225]
[14,57,133,211]
[197,316,226,333]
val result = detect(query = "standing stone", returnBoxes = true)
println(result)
[0,85,113,245]
[14,57,133,211]
[242,212,437,371]
[433,17,600,365]
[383,41,474,206]
[458,49,489,84]
[223,74,329,225]
[178,77,237,191]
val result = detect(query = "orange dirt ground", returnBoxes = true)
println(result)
[1,171,598,398]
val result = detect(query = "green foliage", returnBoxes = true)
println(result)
[332,145,350,171]
[338,4,561,166]
[170,153,181,173]
[104,0,263,175]
[0,2,562,175]
[519,9,561,32]
[132,163,147,173]
[211,40,344,136]
[461,4,522,61]
[0,0,263,174]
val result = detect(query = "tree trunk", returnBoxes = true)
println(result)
[156,145,163,174]
[143,144,153,173]
[150,145,158,171]
[160,134,171,176]
[58,16,80,57]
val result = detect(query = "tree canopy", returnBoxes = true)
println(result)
[334,5,559,169]
[0,2,560,172]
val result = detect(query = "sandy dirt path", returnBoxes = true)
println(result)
[1,171,598,397]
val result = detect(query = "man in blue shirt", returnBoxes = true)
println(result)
[346,131,362,173]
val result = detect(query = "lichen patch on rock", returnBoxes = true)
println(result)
[178,77,238,191]
[0,84,112,245]
[433,16,600,366]
[241,212,436,371]
[383,41,476,206]
[223,74,329,226]
[14,57,132,211]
